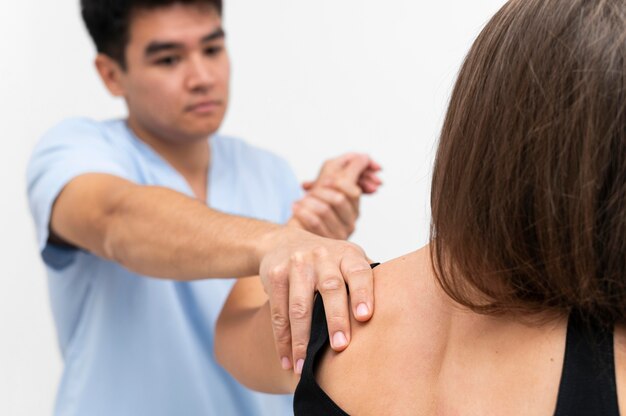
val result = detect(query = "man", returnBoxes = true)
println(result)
[26,0,381,414]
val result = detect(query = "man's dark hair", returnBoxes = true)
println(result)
[81,0,223,68]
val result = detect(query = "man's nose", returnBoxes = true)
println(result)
[185,55,215,91]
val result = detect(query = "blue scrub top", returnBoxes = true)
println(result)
[26,118,302,416]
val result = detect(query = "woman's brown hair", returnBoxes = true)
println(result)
[430,0,626,324]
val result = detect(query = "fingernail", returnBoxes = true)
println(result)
[281,357,292,370]
[332,331,348,349]
[356,303,370,318]
[295,359,304,374]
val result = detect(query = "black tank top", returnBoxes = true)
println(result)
[294,281,620,415]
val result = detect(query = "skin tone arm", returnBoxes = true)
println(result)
[216,276,298,392]
[216,156,380,379]
[50,153,381,371]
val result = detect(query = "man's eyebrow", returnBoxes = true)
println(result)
[145,41,184,56]
[200,27,226,43]
[144,28,226,57]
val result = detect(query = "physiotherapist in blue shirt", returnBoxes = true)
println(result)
[26,0,383,415]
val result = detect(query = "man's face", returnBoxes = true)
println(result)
[118,4,229,143]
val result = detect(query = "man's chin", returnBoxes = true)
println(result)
[181,125,221,141]
[183,115,223,136]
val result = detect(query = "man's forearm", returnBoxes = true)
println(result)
[100,185,280,280]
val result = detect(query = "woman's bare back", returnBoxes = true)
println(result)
[316,246,626,415]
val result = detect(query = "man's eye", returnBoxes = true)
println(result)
[204,46,223,56]
[155,56,181,66]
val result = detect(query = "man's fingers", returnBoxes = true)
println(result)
[307,187,356,231]
[288,257,315,375]
[265,263,294,371]
[329,179,362,215]
[292,200,334,238]
[362,169,383,186]
[315,257,351,352]
[358,173,382,194]
[317,153,357,180]
[356,164,383,194]
[304,153,381,193]
[302,180,314,191]
[341,154,373,184]
[367,159,383,172]
[259,227,375,367]
[297,196,345,238]
[341,255,375,322]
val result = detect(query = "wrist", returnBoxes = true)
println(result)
[254,222,286,266]
[286,217,305,230]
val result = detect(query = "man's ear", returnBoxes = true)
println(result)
[94,54,126,97]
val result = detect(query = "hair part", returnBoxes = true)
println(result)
[430,0,626,325]
[81,0,223,68]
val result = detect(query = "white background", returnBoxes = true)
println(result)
[1,1,507,414]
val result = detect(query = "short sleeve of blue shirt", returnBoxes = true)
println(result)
[26,118,136,269]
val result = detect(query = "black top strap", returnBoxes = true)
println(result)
[293,263,380,416]
[293,292,350,415]
[554,310,619,416]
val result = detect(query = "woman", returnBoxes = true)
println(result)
[215,0,626,414]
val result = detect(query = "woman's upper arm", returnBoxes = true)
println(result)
[215,276,299,394]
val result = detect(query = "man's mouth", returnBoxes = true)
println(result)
[186,100,222,114]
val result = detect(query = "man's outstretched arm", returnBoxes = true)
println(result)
[50,153,380,370]
[51,173,280,279]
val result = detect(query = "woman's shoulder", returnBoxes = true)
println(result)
[313,245,570,415]
[316,246,444,415]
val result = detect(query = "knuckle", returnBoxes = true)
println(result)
[308,216,322,229]
[268,274,289,292]
[320,206,332,218]
[289,298,310,320]
[271,310,290,332]
[319,276,344,293]
[268,263,288,281]
[290,251,306,265]
[292,341,308,356]
[312,246,330,259]
[346,264,371,276]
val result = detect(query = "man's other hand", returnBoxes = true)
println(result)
[290,153,382,239]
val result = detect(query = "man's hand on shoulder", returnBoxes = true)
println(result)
[261,153,382,374]
[257,226,375,375]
